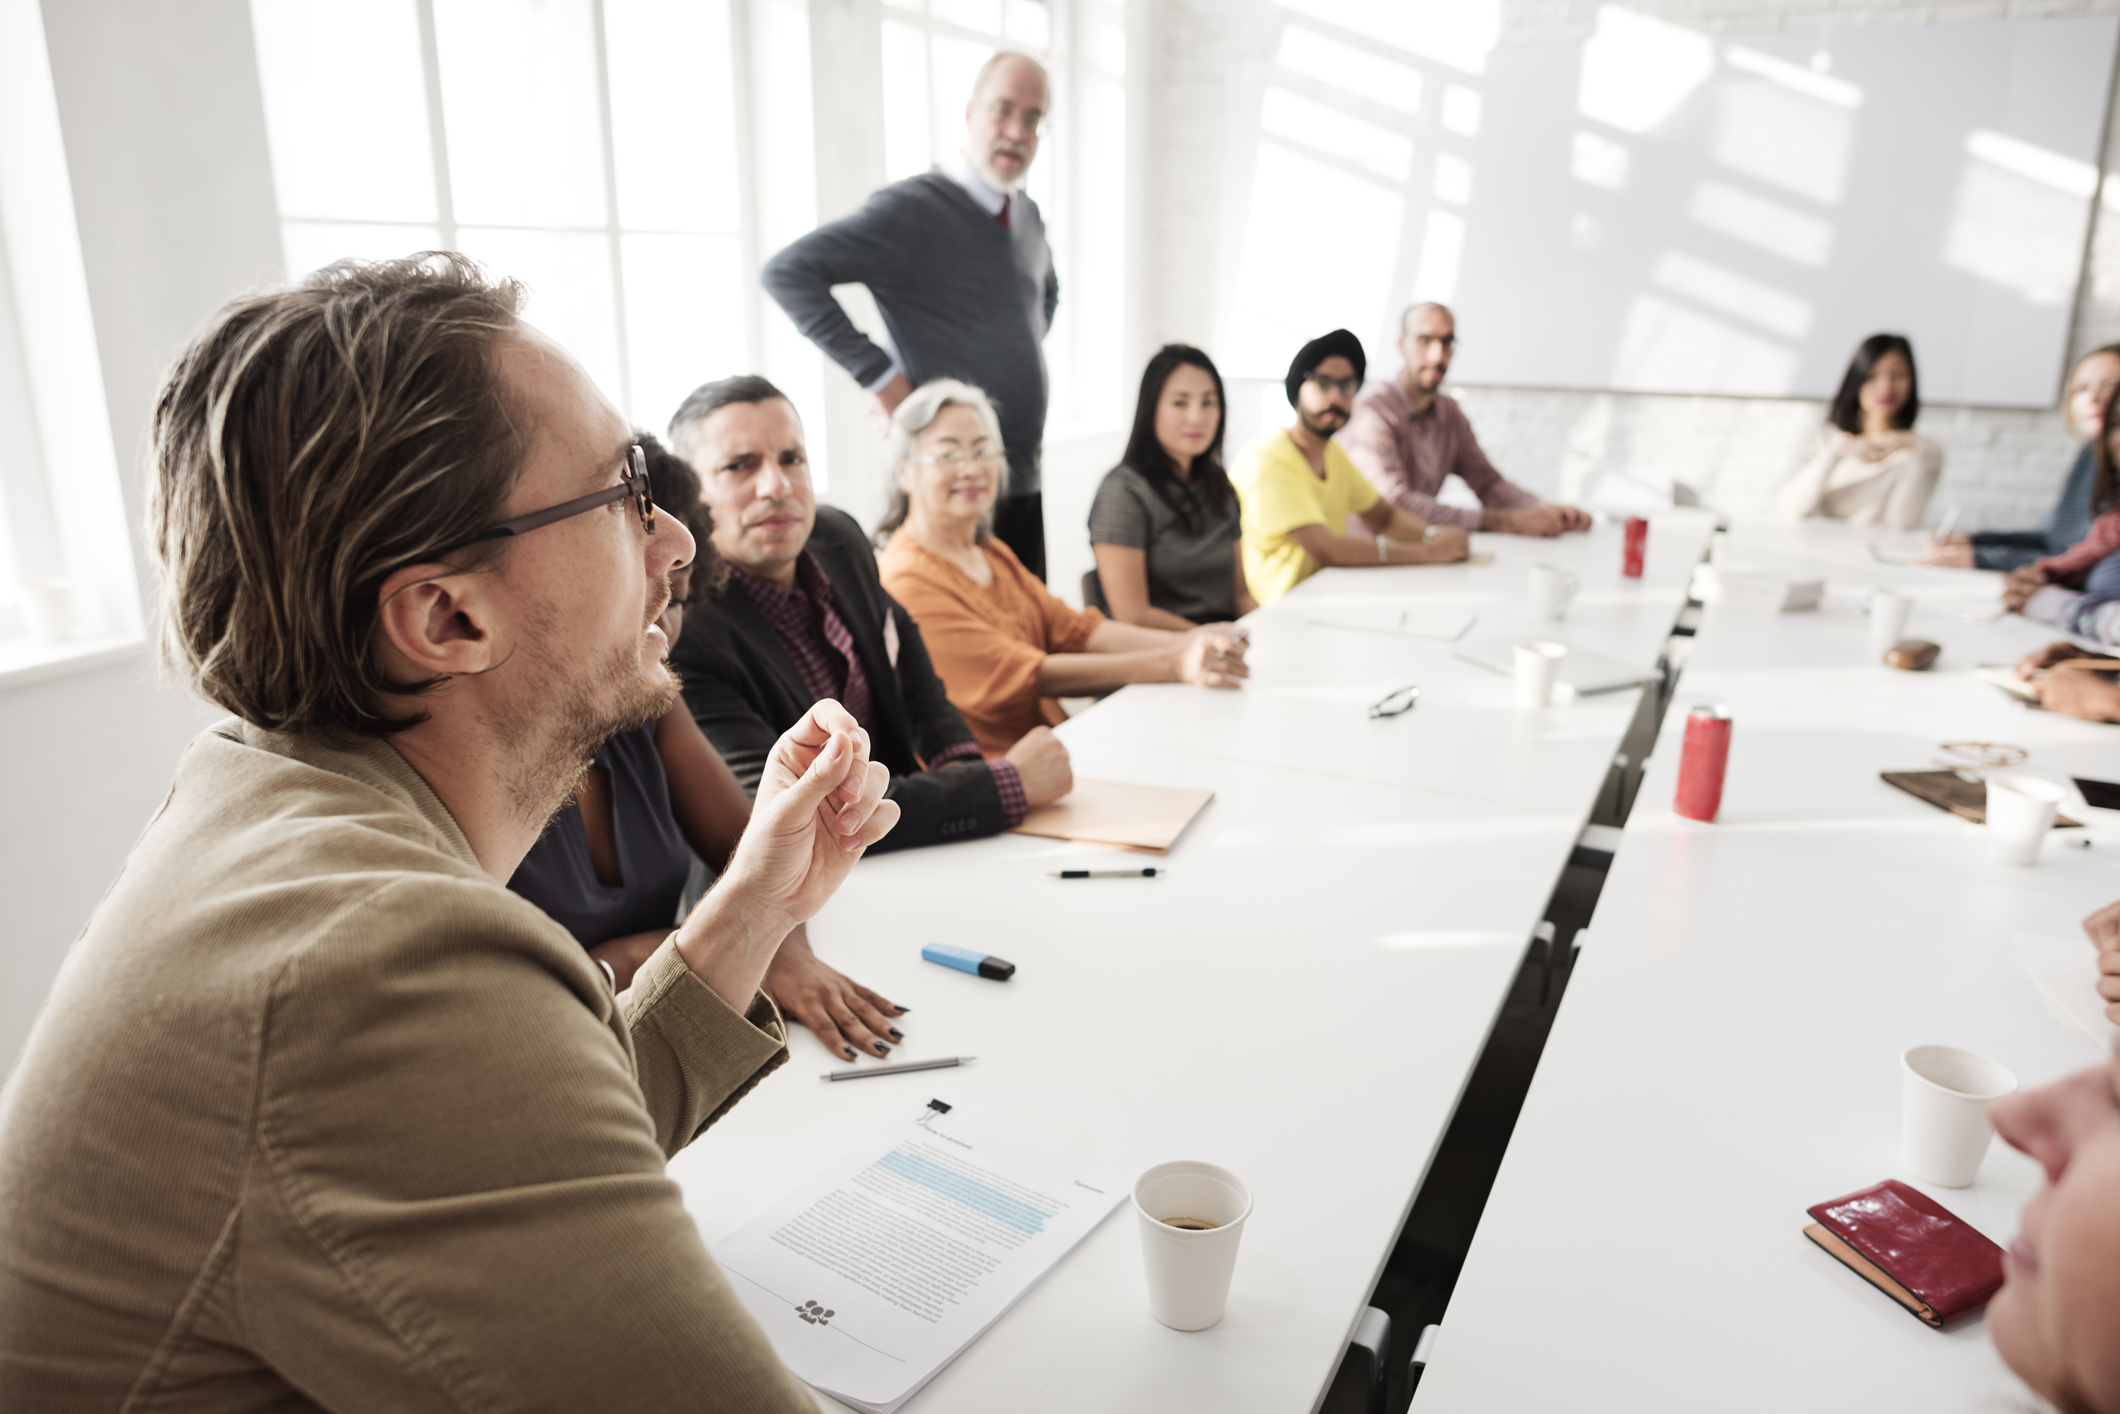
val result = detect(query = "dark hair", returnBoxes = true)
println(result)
[2095,384,2120,516]
[150,251,528,739]
[667,373,789,445]
[1115,345,1233,532]
[1827,334,1919,436]
[635,431,726,596]
[1284,328,1367,407]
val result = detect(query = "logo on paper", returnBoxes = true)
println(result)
[796,1300,835,1326]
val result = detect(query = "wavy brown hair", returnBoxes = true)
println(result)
[150,252,530,739]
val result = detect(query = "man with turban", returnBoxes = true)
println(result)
[1228,329,1470,605]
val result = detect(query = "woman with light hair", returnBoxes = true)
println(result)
[877,379,1248,756]
[1920,341,2120,569]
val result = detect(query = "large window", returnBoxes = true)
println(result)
[251,0,749,435]
[877,0,1129,438]
[0,0,140,677]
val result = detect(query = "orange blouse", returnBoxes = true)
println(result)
[879,532,1105,756]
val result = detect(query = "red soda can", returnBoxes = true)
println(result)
[1674,704,1732,822]
[1622,516,1648,577]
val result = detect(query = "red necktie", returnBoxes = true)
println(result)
[995,197,1011,232]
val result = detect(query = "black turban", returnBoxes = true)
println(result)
[1285,328,1367,407]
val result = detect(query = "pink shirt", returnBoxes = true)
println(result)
[1336,378,1544,530]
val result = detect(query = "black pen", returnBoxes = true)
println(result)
[1055,867,1164,879]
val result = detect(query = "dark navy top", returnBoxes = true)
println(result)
[507,723,691,948]
[1972,443,2097,570]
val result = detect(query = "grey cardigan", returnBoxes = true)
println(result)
[761,170,1058,495]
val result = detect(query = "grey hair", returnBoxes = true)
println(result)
[873,379,1009,546]
[972,49,1050,103]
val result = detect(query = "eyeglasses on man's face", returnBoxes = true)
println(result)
[1308,374,1361,397]
[441,444,656,555]
[917,448,1005,470]
[984,99,1048,138]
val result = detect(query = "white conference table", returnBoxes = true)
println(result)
[670,513,1712,1413]
[1418,523,2120,1412]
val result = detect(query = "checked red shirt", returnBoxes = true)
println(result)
[729,551,1026,825]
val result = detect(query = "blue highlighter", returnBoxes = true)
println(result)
[922,944,1016,981]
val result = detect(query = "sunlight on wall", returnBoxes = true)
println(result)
[1261,87,1411,182]
[1612,295,1799,395]
[1943,133,2101,308]
[1224,141,1404,377]
[1577,6,1712,135]
[1279,0,1497,75]
[1651,252,1812,340]
[1276,26,1421,115]
[1687,183,1833,268]
[1712,80,1854,205]
[1571,131,1629,191]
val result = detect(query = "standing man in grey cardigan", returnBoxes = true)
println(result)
[763,50,1059,578]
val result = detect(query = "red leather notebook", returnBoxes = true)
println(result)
[1803,1180,2005,1327]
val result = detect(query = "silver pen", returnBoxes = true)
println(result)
[822,1055,976,1081]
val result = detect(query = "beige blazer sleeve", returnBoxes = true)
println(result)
[229,878,815,1413]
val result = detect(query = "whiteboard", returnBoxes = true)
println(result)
[1214,10,2118,408]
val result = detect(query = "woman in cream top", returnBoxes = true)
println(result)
[1778,333,1942,530]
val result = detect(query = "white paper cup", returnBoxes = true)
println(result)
[1527,563,1579,621]
[17,579,74,645]
[1133,1160,1252,1331]
[1514,640,1567,707]
[1986,775,2065,866]
[1901,1045,2017,1188]
[1869,587,1911,656]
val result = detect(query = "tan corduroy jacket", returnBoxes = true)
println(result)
[0,721,819,1412]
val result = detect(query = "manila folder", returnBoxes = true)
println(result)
[1008,778,1213,853]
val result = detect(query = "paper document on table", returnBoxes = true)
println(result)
[1975,665,2040,703]
[1010,777,1214,853]
[1304,606,1476,640]
[713,1103,1125,1413]
[2011,932,2119,1056]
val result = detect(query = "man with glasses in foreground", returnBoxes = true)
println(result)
[0,255,885,1410]
[763,50,1060,577]
[1340,301,1593,537]
[1231,328,1472,606]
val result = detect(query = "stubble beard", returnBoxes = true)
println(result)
[495,595,680,835]
[1297,406,1347,440]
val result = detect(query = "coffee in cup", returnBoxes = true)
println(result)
[1159,1216,1221,1230]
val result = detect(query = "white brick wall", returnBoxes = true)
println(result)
[1148,0,2120,530]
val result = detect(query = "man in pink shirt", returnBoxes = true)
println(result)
[1338,302,1592,536]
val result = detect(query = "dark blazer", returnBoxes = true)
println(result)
[671,505,1007,852]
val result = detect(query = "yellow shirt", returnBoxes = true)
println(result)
[1229,427,1380,605]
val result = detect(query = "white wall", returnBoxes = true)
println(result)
[1150,0,2120,528]
[0,0,279,1068]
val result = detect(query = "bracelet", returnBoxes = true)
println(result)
[1375,535,1389,564]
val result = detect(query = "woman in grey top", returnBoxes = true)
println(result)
[1088,344,1257,627]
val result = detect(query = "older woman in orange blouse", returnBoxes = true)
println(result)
[877,379,1248,756]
